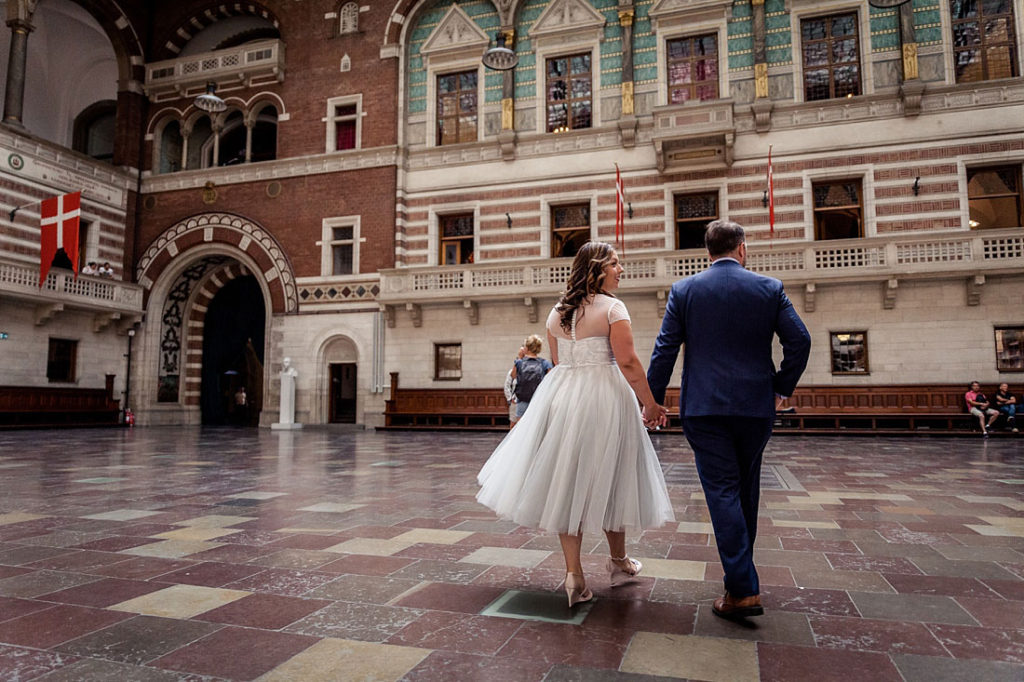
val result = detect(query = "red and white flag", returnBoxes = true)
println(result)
[767,146,775,239]
[40,191,81,286]
[615,164,625,253]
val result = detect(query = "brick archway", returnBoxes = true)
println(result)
[156,2,282,59]
[137,212,297,314]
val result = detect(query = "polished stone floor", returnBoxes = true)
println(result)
[0,427,1023,681]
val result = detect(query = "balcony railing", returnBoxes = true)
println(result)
[145,40,285,102]
[0,259,144,316]
[377,228,1024,304]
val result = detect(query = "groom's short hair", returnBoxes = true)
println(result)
[705,219,745,256]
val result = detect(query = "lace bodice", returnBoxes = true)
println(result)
[556,336,615,367]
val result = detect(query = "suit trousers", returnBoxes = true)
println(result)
[683,416,773,598]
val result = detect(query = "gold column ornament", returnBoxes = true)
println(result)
[502,97,514,130]
[754,63,768,99]
[501,28,515,45]
[751,0,764,5]
[618,9,634,26]
[621,80,634,116]
[902,42,919,81]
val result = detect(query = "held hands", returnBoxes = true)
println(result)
[642,403,668,429]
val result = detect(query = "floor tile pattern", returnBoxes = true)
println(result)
[0,428,1021,680]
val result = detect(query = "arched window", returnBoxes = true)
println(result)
[187,116,214,170]
[250,105,278,163]
[218,110,247,166]
[158,119,184,174]
[340,2,359,34]
[72,101,117,162]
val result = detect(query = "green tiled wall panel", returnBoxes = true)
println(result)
[635,65,658,82]
[732,0,752,19]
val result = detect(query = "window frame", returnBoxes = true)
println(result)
[339,2,359,35]
[812,177,864,240]
[47,338,78,383]
[829,330,869,375]
[549,201,593,259]
[434,342,463,381]
[791,4,872,103]
[426,58,483,148]
[947,0,1019,83]
[543,51,594,133]
[325,95,362,153]
[965,164,1023,230]
[438,212,475,265]
[673,191,720,250]
[802,168,875,240]
[665,33,722,105]
[995,326,1024,372]
[534,43,601,134]
[318,216,363,277]
[435,68,480,146]
[799,11,863,102]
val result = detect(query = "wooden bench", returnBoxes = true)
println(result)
[0,376,121,429]
[382,374,995,435]
[384,373,510,429]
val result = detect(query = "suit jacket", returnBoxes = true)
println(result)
[647,259,811,419]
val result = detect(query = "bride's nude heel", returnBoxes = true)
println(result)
[565,572,593,607]
[607,556,642,587]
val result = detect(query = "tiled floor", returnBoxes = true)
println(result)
[0,427,1022,681]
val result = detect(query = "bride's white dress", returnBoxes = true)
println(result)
[477,295,675,534]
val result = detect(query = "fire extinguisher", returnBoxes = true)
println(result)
[125,408,135,427]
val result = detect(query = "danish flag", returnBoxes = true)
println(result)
[615,164,625,253]
[39,191,81,286]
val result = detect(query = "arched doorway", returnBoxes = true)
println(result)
[200,275,266,425]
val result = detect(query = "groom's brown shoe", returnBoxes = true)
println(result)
[712,592,764,620]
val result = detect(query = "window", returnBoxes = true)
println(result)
[339,2,359,34]
[330,226,355,275]
[667,34,719,103]
[951,0,1018,82]
[675,193,718,249]
[551,203,591,258]
[830,331,868,374]
[435,343,462,380]
[440,213,474,265]
[813,179,863,240]
[47,338,77,383]
[72,100,116,163]
[320,217,362,276]
[967,166,1022,229]
[158,119,183,174]
[546,53,592,133]
[801,13,861,101]
[333,104,358,151]
[436,70,478,145]
[995,327,1024,371]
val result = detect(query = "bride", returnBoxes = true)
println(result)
[477,241,675,606]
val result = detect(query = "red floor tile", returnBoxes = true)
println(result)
[388,611,522,655]
[496,622,632,669]
[393,582,505,614]
[36,578,167,608]
[757,642,904,681]
[156,561,264,587]
[196,593,332,629]
[0,604,131,648]
[150,626,318,680]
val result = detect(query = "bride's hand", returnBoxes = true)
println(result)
[642,403,667,429]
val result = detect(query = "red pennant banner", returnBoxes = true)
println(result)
[39,191,81,286]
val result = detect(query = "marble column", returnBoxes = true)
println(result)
[3,16,34,127]
[497,28,517,160]
[897,0,924,115]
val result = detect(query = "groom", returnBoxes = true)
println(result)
[646,219,810,620]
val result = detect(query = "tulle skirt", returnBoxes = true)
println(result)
[476,363,675,534]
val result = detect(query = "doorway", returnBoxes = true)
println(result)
[329,363,357,423]
[199,275,265,425]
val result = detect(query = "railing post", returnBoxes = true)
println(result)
[805,244,817,273]
[885,240,899,269]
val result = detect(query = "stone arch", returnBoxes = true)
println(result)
[137,212,298,314]
[156,2,283,59]
[384,0,521,46]
[72,0,147,90]
[314,333,363,424]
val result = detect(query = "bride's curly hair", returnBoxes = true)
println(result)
[555,241,617,334]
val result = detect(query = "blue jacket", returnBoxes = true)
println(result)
[647,259,811,419]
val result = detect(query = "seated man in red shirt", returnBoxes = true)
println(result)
[965,381,999,437]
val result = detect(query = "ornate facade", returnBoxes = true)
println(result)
[1,0,1022,427]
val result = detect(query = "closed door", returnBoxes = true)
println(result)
[329,363,357,423]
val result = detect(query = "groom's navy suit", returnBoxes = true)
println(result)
[648,258,810,598]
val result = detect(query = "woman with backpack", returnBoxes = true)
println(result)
[510,335,553,422]
[477,241,674,607]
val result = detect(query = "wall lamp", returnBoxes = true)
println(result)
[761,190,769,208]
[506,213,512,228]
[626,202,633,219]
[912,177,920,196]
